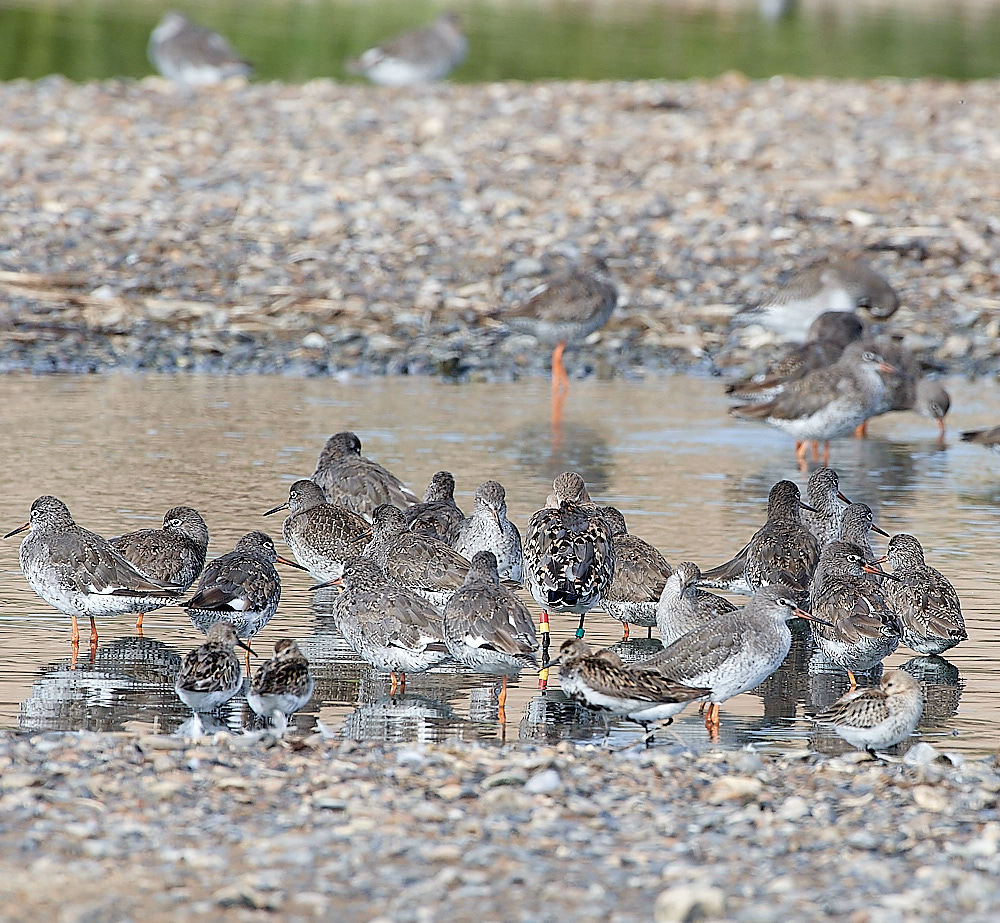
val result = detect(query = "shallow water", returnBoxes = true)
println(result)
[1,372,997,755]
[3,0,1000,82]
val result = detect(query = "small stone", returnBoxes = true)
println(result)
[903,742,941,767]
[654,885,726,923]
[703,776,763,805]
[524,768,561,794]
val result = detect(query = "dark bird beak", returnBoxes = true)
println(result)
[235,637,256,657]
[864,562,901,581]
[870,524,890,538]
[276,555,308,571]
[263,502,289,517]
[837,491,852,504]
[4,522,28,539]
[310,577,343,592]
[799,501,818,513]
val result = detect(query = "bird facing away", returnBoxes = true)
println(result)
[175,622,251,713]
[809,540,900,685]
[148,11,252,86]
[815,670,924,755]
[655,561,736,646]
[110,505,210,630]
[597,506,673,640]
[181,531,304,655]
[556,638,710,738]
[523,472,615,688]
[346,12,467,86]
[246,639,315,727]
[310,431,419,519]
[403,471,465,542]
[738,256,898,342]
[875,534,966,656]
[502,265,617,417]
[644,585,827,733]
[451,480,523,583]
[333,557,450,692]
[800,467,851,550]
[699,479,820,605]
[360,503,471,609]
[6,495,183,649]
[264,479,372,582]
[730,341,895,468]
[442,551,538,713]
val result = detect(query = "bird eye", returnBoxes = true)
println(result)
[863,351,877,362]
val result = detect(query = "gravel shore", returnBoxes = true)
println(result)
[1,76,999,379]
[1,730,999,922]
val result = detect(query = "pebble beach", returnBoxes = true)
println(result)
[4,74,1000,921]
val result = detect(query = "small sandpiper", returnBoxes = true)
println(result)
[310,431,419,519]
[736,255,898,342]
[451,480,523,583]
[264,479,371,581]
[644,585,829,734]
[730,341,895,469]
[182,531,305,665]
[809,540,901,685]
[815,669,924,756]
[800,467,851,549]
[362,504,471,609]
[403,471,465,542]
[598,506,672,640]
[875,533,966,656]
[6,496,183,649]
[346,12,468,86]
[556,637,709,742]
[332,557,450,693]
[246,638,315,728]
[175,622,251,713]
[442,551,538,715]
[655,561,736,646]
[111,505,210,630]
[523,472,615,688]
[699,479,820,604]
[148,11,252,86]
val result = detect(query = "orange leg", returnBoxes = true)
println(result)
[245,647,252,673]
[854,421,869,439]
[389,671,399,694]
[70,614,81,646]
[135,612,144,633]
[498,675,508,725]
[821,441,831,465]
[811,440,820,461]
[551,341,569,398]
[794,441,809,472]
[847,670,858,689]
[538,610,550,691]
[398,672,407,693]
[621,622,630,641]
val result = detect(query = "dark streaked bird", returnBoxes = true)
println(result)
[960,424,1000,449]
[523,472,615,687]
[333,557,450,692]
[346,12,467,86]
[699,479,820,604]
[403,471,464,542]
[264,479,371,582]
[726,311,866,403]
[556,638,709,738]
[655,561,736,646]
[645,585,827,732]
[730,341,895,468]
[737,256,898,342]
[310,431,419,519]
[502,265,617,412]
[5,495,183,648]
[815,670,924,755]
[174,622,250,713]
[362,503,470,609]
[182,531,304,660]
[801,467,850,549]
[598,506,672,640]
[875,533,966,656]
[442,551,538,712]
[148,11,252,86]
[809,541,900,685]
[451,480,523,583]
[838,502,888,565]
[246,639,315,726]
[111,505,210,629]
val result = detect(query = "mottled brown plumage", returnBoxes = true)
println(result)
[403,471,465,542]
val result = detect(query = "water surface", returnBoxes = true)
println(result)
[0,373,997,754]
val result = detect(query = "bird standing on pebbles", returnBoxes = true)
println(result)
[346,12,468,86]
[148,11,252,86]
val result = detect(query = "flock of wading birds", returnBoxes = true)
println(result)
[7,252,998,751]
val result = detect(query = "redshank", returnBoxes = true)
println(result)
[403,471,465,542]
[655,561,736,646]
[148,11,252,86]
[838,502,888,565]
[451,480,523,583]
[346,12,467,86]
[800,467,851,549]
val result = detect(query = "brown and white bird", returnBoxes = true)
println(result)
[310,431,419,519]
[556,638,709,740]
[960,425,1000,449]
[175,622,251,713]
[699,480,820,604]
[346,12,467,86]
[246,639,315,728]
[264,479,371,582]
[875,534,966,656]
[800,467,851,549]
[111,505,210,629]
[815,669,924,755]
[523,472,615,687]
[148,11,252,86]
[403,471,465,542]
[6,496,183,649]
[597,506,672,640]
